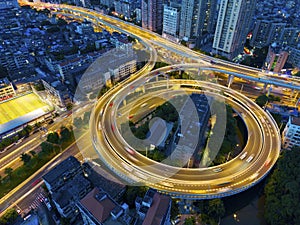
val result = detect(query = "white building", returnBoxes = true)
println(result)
[282,116,300,150]
[212,0,256,60]
[162,5,180,41]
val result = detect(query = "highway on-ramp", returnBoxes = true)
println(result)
[90,66,281,199]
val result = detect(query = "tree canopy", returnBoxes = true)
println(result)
[264,147,300,225]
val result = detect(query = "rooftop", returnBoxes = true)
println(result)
[79,188,116,223]
[142,192,171,225]
[291,116,300,126]
[43,156,81,186]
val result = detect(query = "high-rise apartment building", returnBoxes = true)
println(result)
[281,27,300,48]
[179,0,217,47]
[141,0,163,33]
[212,0,256,60]
[162,5,180,41]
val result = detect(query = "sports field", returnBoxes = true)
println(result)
[0,93,50,125]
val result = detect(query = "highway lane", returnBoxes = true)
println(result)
[0,131,90,214]
[94,64,280,197]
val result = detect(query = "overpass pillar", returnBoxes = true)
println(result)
[227,75,234,88]
[266,85,272,97]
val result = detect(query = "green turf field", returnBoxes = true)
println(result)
[0,93,50,125]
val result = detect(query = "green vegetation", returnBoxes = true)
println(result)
[184,217,196,225]
[0,208,19,225]
[125,98,180,161]
[0,127,74,199]
[211,105,239,165]
[255,94,281,107]
[124,186,148,208]
[240,46,269,68]
[153,62,169,69]
[255,94,269,107]
[191,199,225,225]
[33,82,45,91]
[264,147,300,225]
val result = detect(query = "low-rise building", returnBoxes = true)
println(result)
[43,156,83,194]
[0,77,15,101]
[77,187,131,225]
[135,189,172,225]
[52,174,92,222]
[282,116,300,150]
[42,78,72,110]
[263,43,289,73]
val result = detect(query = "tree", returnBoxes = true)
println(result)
[0,208,18,225]
[29,150,36,157]
[255,94,269,107]
[41,142,54,154]
[47,132,60,144]
[124,186,148,208]
[4,167,13,178]
[20,153,31,165]
[264,147,300,225]
[60,127,72,143]
[207,199,225,220]
[184,217,196,225]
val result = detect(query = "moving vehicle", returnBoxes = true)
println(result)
[125,146,135,155]
[246,154,255,163]
[213,168,222,173]
[240,152,248,160]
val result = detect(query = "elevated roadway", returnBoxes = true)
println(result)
[90,65,281,199]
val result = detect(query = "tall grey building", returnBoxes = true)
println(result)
[179,0,217,47]
[212,0,256,60]
[251,19,286,48]
[142,0,163,33]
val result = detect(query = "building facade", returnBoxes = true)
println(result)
[141,0,163,33]
[135,189,172,225]
[179,0,217,47]
[282,116,300,150]
[41,78,71,110]
[162,5,180,40]
[263,44,289,73]
[212,0,256,60]
[0,77,16,101]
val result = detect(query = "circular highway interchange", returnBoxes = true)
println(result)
[90,65,281,199]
